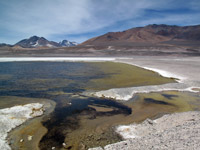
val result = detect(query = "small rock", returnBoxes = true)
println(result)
[146,118,154,125]
[62,143,67,148]
[80,142,86,150]
[52,147,55,150]
[27,135,33,141]
[96,136,102,141]
[88,147,103,150]
[20,139,24,143]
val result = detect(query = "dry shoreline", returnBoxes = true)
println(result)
[89,111,200,150]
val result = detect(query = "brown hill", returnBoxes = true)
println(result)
[82,24,200,46]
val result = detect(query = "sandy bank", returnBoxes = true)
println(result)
[0,103,44,150]
[89,111,200,150]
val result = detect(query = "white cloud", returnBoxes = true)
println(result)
[0,0,200,44]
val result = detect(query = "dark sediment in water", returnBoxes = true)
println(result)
[39,95,131,150]
[144,98,173,105]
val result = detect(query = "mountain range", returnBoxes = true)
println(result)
[0,24,200,56]
[82,24,200,46]
[0,36,78,48]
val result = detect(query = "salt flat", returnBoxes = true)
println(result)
[0,57,116,62]
[91,56,200,100]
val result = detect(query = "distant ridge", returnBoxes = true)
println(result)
[14,36,77,48]
[0,24,200,57]
[59,40,77,47]
[82,24,200,46]
[0,43,12,47]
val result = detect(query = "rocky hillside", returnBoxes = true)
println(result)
[82,24,200,46]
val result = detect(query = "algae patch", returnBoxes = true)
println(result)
[123,91,200,123]
[87,62,175,90]
[136,91,199,112]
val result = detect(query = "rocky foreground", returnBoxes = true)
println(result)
[89,111,200,150]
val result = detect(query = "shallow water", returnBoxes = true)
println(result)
[1,61,197,150]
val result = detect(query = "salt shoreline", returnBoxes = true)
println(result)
[90,57,200,101]
[0,57,116,62]
[91,83,199,101]
[0,103,44,150]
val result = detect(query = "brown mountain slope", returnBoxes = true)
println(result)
[82,24,200,46]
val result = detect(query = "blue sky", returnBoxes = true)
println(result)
[0,0,200,44]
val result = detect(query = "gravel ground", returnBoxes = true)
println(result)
[89,111,200,150]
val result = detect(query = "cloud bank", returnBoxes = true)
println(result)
[0,0,200,44]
